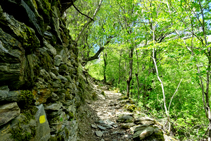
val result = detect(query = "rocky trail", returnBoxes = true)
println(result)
[78,84,177,141]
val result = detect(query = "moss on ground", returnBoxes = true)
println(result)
[124,104,136,112]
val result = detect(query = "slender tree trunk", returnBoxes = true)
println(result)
[118,50,122,84]
[152,49,157,74]
[103,52,107,83]
[135,73,140,100]
[135,50,140,100]
[127,47,134,97]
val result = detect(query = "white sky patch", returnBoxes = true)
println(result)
[208,35,211,43]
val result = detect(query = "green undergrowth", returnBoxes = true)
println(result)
[19,90,34,109]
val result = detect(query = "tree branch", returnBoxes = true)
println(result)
[72,3,94,21]
[76,0,103,42]
[168,79,182,111]
[85,46,105,62]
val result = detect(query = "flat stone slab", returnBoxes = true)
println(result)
[133,126,154,140]
[134,117,155,125]
[0,102,20,126]
[96,131,103,137]
[97,125,106,130]
[116,114,134,123]
[91,124,98,129]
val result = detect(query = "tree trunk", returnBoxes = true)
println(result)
[135,73,140,100]
[118,51,122,84]
[126,47,134,97]
[136,50,140,100]
[103,52,107,83]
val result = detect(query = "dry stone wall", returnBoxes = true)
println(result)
[0,0,88,140]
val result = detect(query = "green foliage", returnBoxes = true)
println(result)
[66,0,211,139]
[68,112,74,119]
[19,90,34,108]
[10,125,34,141]
[124,104,136,112]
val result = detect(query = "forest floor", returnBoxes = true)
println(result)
[78,84,134,141]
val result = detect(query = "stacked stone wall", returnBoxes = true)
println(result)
[0,0,86,140]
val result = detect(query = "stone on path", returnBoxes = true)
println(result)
[97,125,106,130]
[133,126,154,140]
[111,131,124,135]
[96,131,103,137]
[105,119,115,126]
[120,123,135,129]
[117,114,134,123]
[91,124,98,129]
[96,119,105,124]
[134,117,155,125]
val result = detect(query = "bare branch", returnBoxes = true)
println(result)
[76,0,103,42]
[168,79,182,111]
[72,3,94,21]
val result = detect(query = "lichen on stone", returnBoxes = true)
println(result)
[19,90,34,108]
[124,104,136,112]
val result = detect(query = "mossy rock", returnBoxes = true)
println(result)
[124,104,136,112]
[129,99,136,104]
[65,89,73,100]
[142,128,164,141]
[59,64,68,74]
[91,92,97,100]
[68,112,74,119]
[18,90,34,108]
[49,135,57,141]
[10,126,33,141]
[9,113,36,141]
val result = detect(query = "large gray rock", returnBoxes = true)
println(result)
[0,102,20,126]
[45,102,63,111]
[34,104,50,141]
[133,126,154,140]
[95,131,103,137]
[134,117,155,125]
[0,5,41,89]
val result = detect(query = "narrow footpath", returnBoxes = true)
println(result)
[77,84,176,141]
[89,88,133,141]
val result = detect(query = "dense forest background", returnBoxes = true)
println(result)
[66,0,211,140]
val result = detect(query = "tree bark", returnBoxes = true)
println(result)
[103,52,107,83]
[127,47,134,97]
[135,50,140,100]
[118,50,122,84]
[135,73,140,100]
